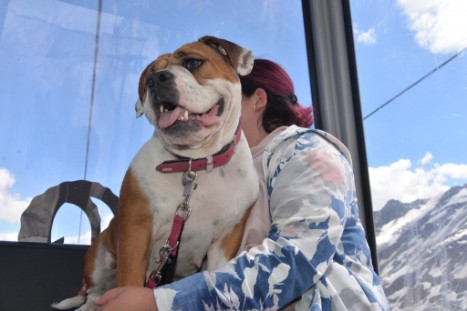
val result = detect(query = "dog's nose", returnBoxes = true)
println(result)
[155,71,174,83]
[148,71,174,89]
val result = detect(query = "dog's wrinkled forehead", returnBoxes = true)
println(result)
[138,43,226,100]
[138,38,253,101]
[145,42,235,77]
[153,53,172,71]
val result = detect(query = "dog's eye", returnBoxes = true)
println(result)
[183,58,204,71]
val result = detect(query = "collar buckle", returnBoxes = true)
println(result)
[206,155,214,172]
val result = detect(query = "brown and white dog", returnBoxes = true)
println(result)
[52,36,259,311]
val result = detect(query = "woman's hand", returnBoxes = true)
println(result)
[94,286,157,311]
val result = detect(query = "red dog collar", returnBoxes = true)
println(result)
[156,126,242,174]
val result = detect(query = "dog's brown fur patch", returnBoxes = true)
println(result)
[220,205,253,259]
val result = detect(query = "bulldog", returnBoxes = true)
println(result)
[52,36,259,311]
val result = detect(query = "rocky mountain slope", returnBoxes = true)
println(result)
[374,184,467,310]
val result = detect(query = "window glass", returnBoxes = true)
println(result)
[0,0,311,243]
[351,0,467,309]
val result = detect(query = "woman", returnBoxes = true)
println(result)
[95,59,389,310]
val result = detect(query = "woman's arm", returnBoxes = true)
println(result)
[94,286,157,311]
[153,132,354,310]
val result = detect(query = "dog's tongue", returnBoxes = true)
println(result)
[159,107,183,129]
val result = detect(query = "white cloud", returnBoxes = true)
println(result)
[398,0,467,54]
[0,231,20,241]
[0,168,32,223]
[369,154,467,211]
[66,230,92,245]
[419,152,433,165]
[357,27,377,45]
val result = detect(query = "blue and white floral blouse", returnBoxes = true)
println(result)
[154,125,389,310]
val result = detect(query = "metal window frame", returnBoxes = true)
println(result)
[301,0,378,272]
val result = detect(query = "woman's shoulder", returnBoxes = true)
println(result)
[265,125,352,165]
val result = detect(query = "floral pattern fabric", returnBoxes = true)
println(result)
[154,126,389,310]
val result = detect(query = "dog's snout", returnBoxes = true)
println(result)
[156,71,174,83]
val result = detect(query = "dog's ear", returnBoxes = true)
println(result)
[135,98,144,118]
[136,59,159,118]
[198,36,254,76]
[138,61,154,103]
[136,71,147,118]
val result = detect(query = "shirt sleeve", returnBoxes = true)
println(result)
[154,132,355,310]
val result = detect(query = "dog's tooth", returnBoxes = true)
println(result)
[160,105,164,113]
[179,110,188,121]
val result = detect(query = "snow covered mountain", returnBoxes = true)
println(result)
[374,184,467,311]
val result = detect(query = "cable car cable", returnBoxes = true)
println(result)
[363,46,467,121]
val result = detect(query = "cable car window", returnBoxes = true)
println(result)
[0,0,311,244]
[350,1,467,310]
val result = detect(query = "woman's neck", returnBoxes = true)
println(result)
[246,126,268,148]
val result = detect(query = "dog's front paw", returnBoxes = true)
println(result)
[51,295,86,310]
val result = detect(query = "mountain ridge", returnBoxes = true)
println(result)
[374,183,467,310]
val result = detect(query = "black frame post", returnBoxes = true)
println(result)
[301,0,379,272]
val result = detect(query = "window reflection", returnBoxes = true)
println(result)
[0,0,311,243]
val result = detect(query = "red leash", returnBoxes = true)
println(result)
[145,126,241,288]
[145,172,196,288]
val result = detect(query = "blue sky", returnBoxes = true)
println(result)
[0,0,466,243]
[351,0,467,209]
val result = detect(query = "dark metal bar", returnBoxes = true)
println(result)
[301,0,379,272]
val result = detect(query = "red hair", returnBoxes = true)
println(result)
[239,59,313,132]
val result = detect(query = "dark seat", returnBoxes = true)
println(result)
[0,241,88,311]
[0,180,118,311]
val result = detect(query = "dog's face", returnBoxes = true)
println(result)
[136,36,253,157]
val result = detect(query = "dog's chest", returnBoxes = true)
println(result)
[130,136,258,275]
[143,162,251,235]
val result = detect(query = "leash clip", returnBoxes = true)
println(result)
[176,202,191,220]
[158,242,179,262]
[182,170,198,202]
